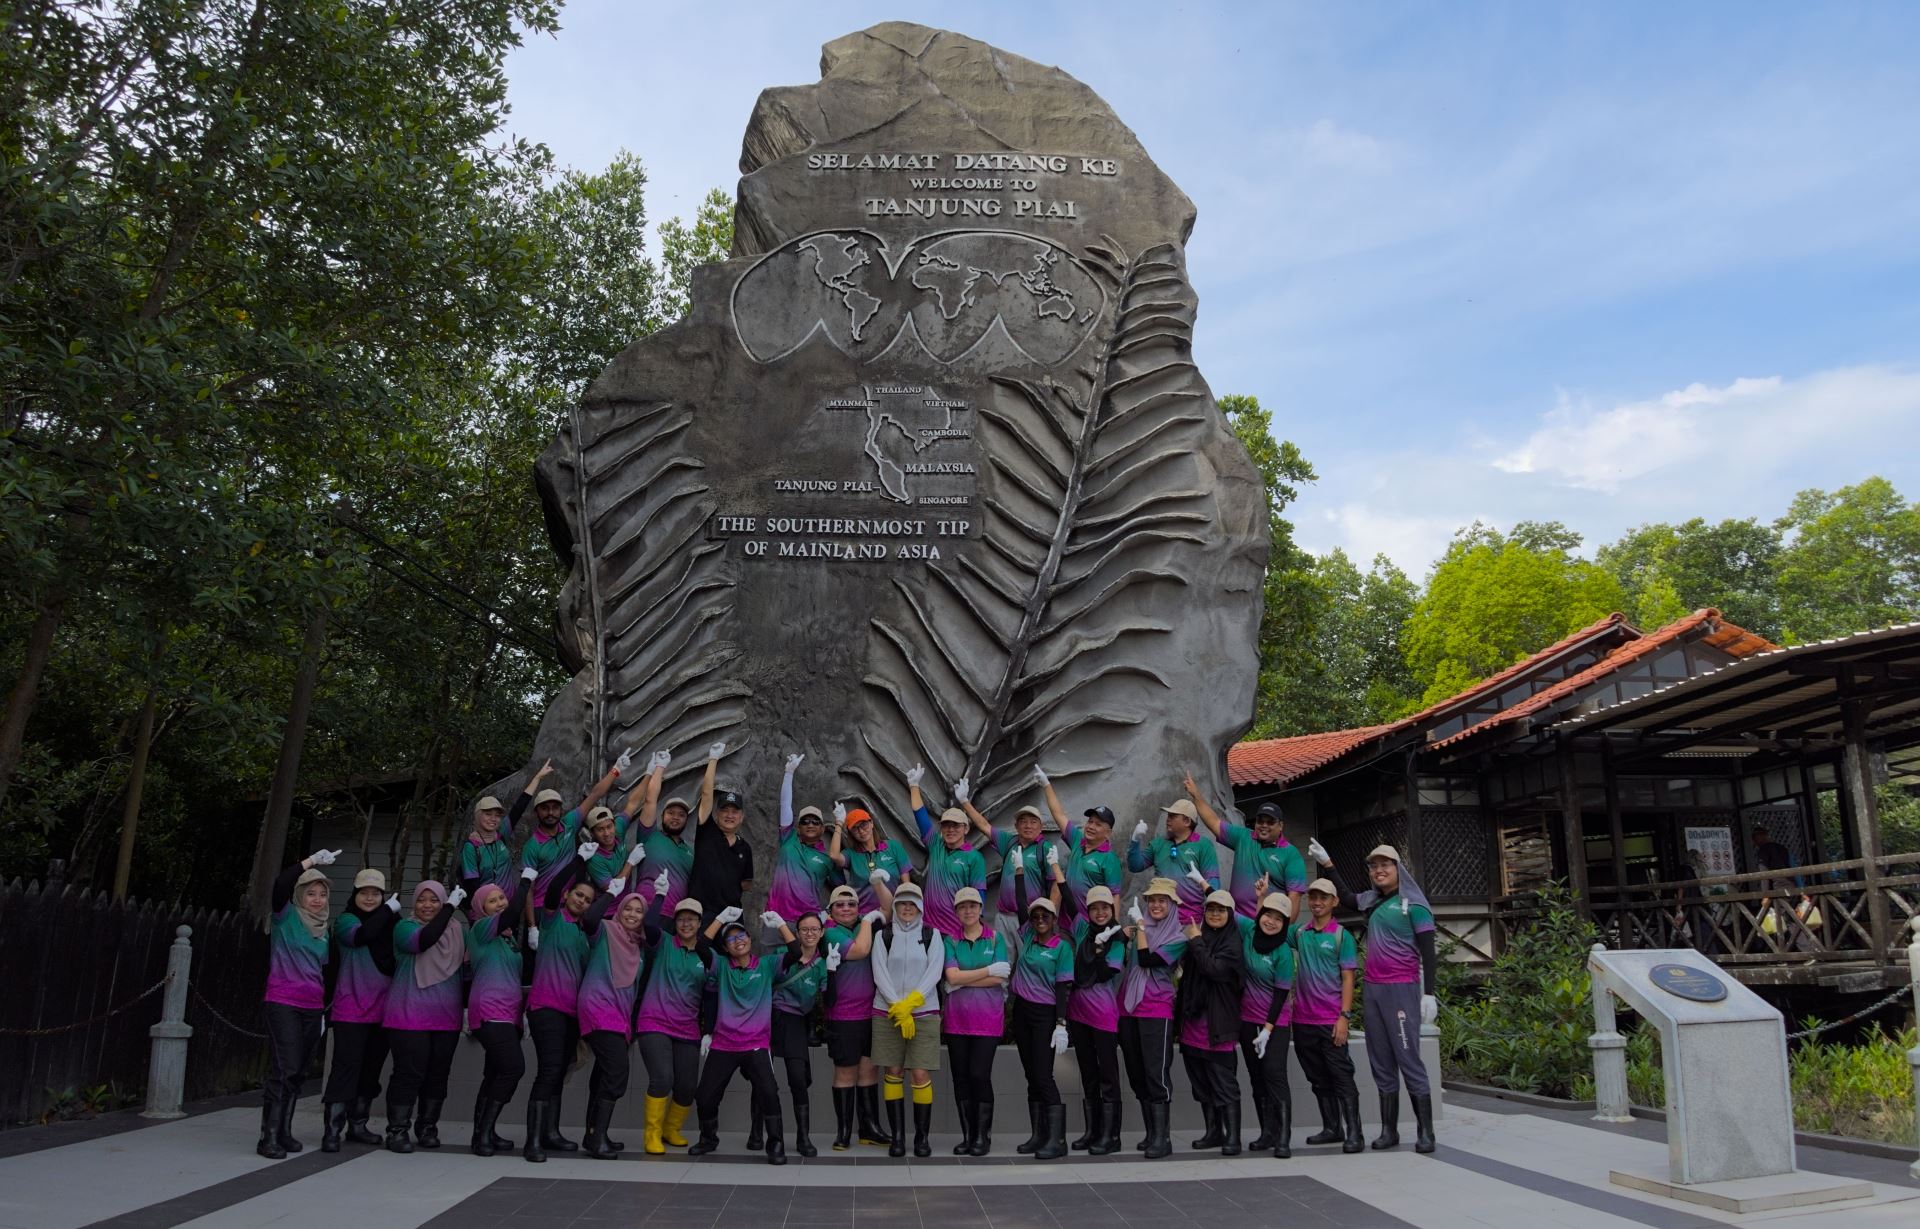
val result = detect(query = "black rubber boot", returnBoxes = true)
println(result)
[859,1085,891,1146]
[385,1101,415,1155]
[522,1099,548,1163]
[1370,1092,1400,1150]
[969,1099,994,1157]
[471,1097,499,1157]
[832,1087,856,1151]
[1191,1102,1225,1150]
[912,1098,932,1157]
[746,1111,764,1152]
[886,1097,907,1157]
[1248,1089,1275,1151]
[543,1090,578,1152]
[1142,1101,1172,1160]
[582,1096,620,1159]
[413,1097,443,1149]
[794,1099,817,1157]
[951,1100,976,1156]
[1088,1101,1120,1156]
[256,1099,287,1160]
[1135,1099,1154,1152]
[277,1097,304,1153]
[345,1097,381,1145]
[764,1114,787,1166]
[1034,1103,1067,1160]
[1304,1095,1343,1145]
[320,1102,347,1153]
[1220,1102,1242,1157]
[1071,1098,1097,1151]
[687,1118,721,1156]
[1412,1093,1436,1154]
[1273,1092,1292,1159]
[489,1102,515,1152]
[1016,1099,1044,1154]
[1339,1090,1365,1154]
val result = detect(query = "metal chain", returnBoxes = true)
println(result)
[187,984,269,1040]
[0,974,171,1037]
[1783,985,1915,1040]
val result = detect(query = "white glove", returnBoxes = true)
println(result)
[520,865,538,881]
[715,906,743,926]
[625,843,646,867]
[952,776,970,803]
[649,749,672,773]
[784,752,804,774]
[384,894,400,913]
[832,801,847,825]
[1009,844,1024,871]
[1096,924,1122,944]
[1127,898,1143,925]
[1254,1028,1270,1059]
[308,848,341,866]
[1131,820,1148,844]
[1051,1023,1069,1054]
[905,762,925,787]
[526,925,540,950]
[760,910,786,931]
[1184,865,1208,888]
[826,945,843,972]
[700,1035,712,1059]
[614,747,634,776]
[707,741,726,760]
[1307,837,1331,866]
[868,866,891,885]
[862,909,885,926]
[576,841,597,861]
[985,961,1011,979]
[654,869,670,895]
[1421,994,1439,1026]
[606,877,626,897]
[446,886,467,908]
[1045,843,1059,867]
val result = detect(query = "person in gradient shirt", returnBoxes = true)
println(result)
[574,870,654,1159]
[828,803,908,913]
[457,786,528,902]
[257,848,337,1159]
[319,867,399,1153]
[905,765,986,938]
[1290,877,1363,1154]
[769,752,836,919]
[519,757,621,934]
[1118,877,1185,1159]
[382,880,466,1154]
[464,866,535,1157]
[629,750,694,913]
[520,847,601,1162]
[1066,885,1126,1155]
[1187,777,1308,922]
[576,806,632,890]
[687,908,790,1165]
[1238,892,1296,1158]
[768,908,831,1158]
[1032,767,1123,921]
[940,886,1008,1157]
[955,782,1059,932]
[1009,895,1075,1160]
[1128,798,1220,925]
[1176,889,1246,1156]
[632,878,710,1155]
[820,884,889,1150]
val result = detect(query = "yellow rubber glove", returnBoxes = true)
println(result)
[890,990,925,1040]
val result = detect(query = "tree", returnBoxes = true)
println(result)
[1773,478,1920,642]
[654,187,734,322]
[1404,523,1627,706]
[1256,549,1419,735]
[1598,518,1783,639]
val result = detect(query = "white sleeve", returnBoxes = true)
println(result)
[870,932,899,1005]
[913,931,945,1001]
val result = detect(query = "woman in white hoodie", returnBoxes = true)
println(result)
[869,881,946,1157]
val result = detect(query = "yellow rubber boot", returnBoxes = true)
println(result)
[662,1099,692,1148]
[642,1094,668,1155]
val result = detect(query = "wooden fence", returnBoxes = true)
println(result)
[0,876,269,1126]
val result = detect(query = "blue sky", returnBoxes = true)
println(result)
[504,2,1920,576]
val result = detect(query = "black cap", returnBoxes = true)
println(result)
[1253,802,1284,823]
[1082,805,1116,826]
[716,790,744,810]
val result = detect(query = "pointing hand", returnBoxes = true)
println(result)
[785,752,804,775]
[707,741,726,761]
[952,776,970,804]
[905,763,925,788]
[1307,837,1331,866]
[1131,820,1148,844]
[1032,764,1049,787]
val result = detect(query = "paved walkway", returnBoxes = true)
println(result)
[0,1093,1913,1229]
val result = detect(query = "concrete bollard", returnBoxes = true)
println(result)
[1907,918,1919,1181]
[142,925,194,1119]
[1587,942,1633,1123]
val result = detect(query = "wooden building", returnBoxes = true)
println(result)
[1229,610,1920,991]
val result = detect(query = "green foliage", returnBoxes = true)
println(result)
[1773,477,1920,642]
[1817,784,1920,859]
[1789,1025,1916,1144]
[1221,394,1319,737]
[1598,517,1783,640]
[655,187,734,322]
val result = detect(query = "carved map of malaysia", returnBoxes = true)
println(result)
[495,23,1270,894]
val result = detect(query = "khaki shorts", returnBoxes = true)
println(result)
[870,1011,942,1070]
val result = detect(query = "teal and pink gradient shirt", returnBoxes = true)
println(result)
[912,805,987,938]
[708,954,780,1052]
[1361,892,1435,985]
[941,927,1009,1037]
[1289,915,1357,1026]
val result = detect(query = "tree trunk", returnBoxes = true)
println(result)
[247,604,329,922]
[111,689,160,900]
[0,596,66,812]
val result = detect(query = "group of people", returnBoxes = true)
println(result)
[257,746,1439,1167]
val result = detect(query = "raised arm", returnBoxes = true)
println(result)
[1184,771,1227,841]
[906,763,929,839]
[828,810,848,868]
[577,762,620,818]
[779,752,801,834]
[1036,767,1068,831]
[580,886,618,937]
[698,742,723,823]
[628,753,665,831]
[398,902,455,954]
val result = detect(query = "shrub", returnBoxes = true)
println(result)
[1789,1024,1916,1144]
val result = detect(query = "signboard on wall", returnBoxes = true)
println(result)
[1684,826,1736,877]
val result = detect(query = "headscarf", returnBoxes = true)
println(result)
[411,880,466,989]
[470,883,506,922]
[293,868,329,940]
[1251,913,1291,955]
[1356,859,1430,913]
[1122,902,1185,1013]
[604,896,648,990]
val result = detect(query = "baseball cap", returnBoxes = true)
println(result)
[715,790,744,810]
[845,807,873,827]
[1084,886,1116,907]
[893,882,925,902]
[938,807,968,827]
[1082,805,1117,826]
[674,898,705,918]
[829,886,859,905]
[474,795,505,813]
[1162,799,1198,820]
[533,788,564,807]
[586,806,615,826]
[1204,889,1236,910]
[1015,804,1044,821]
[353,868,386,891]
[1027,896,1058,915]
[953,887,983,906]
[1259,892,1294,918]
[1366,844,1401,863]
[1307,878,1338,897]
[1253,802,1284,823]
[797,805,824,823]
[661,795,692,814]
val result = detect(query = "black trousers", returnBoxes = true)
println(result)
[1239,1021,1293,1114]
[695,1047,779,1125]
[321,1020,388,1103]
[1118,1016,1173,1104]
[474,1021,527,1103]
[1010,998,1061,1106]
[527,1007,580,1101]
[946,1033,998,1104]
[1069,1021,1120,1103]
[1292,1022,1358,1101]
[636,1032,700,1102]
[1182,1044,1239,1107]
[387,1028,459,1109]
[584,1031,630,1102]
[263,1002,323,1106]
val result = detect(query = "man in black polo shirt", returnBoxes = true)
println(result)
[691,741,753,912]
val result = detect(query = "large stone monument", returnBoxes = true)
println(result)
[504,23,1268,870]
